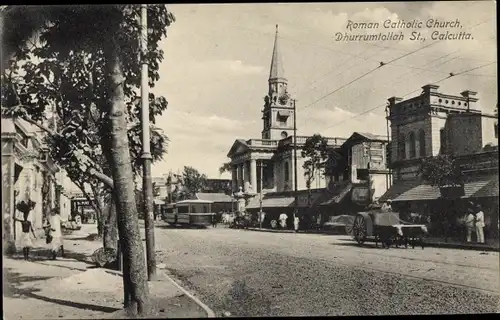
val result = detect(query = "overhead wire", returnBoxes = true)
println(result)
[317,61,497,134]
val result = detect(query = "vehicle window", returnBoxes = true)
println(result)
[177,205,189,214]
[202,204,209,213]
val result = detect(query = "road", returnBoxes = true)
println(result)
[152,224,499,316]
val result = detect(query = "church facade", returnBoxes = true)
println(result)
[226,25,345,195]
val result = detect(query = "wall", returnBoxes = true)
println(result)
[430,115,447,156]
[446,113,483,156]
[370,173,390,202]
[482,115,498,147]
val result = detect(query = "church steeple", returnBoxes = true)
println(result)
[261,24,295,141]
[269,24,286,82]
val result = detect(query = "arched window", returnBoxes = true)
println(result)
[407,132,416,159]
[398,133,406,160]
[418,129,426,157]
[284,161,289,181]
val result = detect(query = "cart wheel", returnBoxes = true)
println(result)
[345,223,354,237]
[352,215,367,244]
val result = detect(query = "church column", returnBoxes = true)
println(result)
[238,163,244,190]
[241,162,246,191]
[250,158,257,193]
[231,165,238,193]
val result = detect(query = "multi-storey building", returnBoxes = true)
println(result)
[379,85,498,239]
[2,117,73,247]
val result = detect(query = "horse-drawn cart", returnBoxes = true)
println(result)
[347,210,428,249]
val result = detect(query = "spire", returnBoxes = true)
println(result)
[269,24,286,82]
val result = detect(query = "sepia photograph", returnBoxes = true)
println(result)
[1,1,498,318]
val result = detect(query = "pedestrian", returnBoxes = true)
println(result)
[382,199,393,212]
[475,205,485,244]
[294,215,300,233]
[14,206,37,260]
[47,208,64,260]
[279,212,288,229]
[465,209,475,243]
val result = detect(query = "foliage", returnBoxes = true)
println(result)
[420,154,464,187]
[219,162,232,176]
[178,166,208,200]
[1,4,172,225]
[301,134,329,190]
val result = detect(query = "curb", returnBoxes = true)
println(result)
[246,228,500,252]
[106,268,216,318]
[159,269,216,318]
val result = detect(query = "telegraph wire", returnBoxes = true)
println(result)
[316,61,497,134]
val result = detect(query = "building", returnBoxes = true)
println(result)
[379,85,498,239]
[226,25,345,196]
[244,132,391,227]
[2,117,72,248]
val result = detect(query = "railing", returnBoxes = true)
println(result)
[278,136,347,148]
[246,139,279,147]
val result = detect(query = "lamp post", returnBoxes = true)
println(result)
[293,99,298,219]
[140,4,157,280]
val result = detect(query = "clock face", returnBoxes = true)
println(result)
[279,95,288,105]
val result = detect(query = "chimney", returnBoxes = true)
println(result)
[422,84,439,94]
[387,96,403,107]
[460,90,478,98]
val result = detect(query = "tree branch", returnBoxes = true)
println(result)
[20,116,62,138]
[89,168,114,189]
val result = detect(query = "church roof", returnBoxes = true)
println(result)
[269,24,286,82]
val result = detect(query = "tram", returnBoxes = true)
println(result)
[163,200,215,227]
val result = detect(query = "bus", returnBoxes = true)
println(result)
[164,200,215,227]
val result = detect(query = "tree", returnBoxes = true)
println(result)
[1,5,175,316]
[301,134,329,205]
[219,162,232,176]
[178,166,208,200]
[420,154,464,188]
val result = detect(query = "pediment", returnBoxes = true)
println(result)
[227,139,250,158]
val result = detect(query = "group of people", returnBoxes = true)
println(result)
[278,212,301,232]
[465,203,486,244]
[15,200,65,261]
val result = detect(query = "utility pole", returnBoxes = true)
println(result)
[293,99,298,219]
[259,161,265,229]
[140,4,157,280]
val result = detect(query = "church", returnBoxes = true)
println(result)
[226,25,346,196]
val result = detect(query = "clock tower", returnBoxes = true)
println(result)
[261,25,296,140]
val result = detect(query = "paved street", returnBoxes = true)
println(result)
[152,224,500,316]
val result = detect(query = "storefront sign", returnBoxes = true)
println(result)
[352,187,370,203]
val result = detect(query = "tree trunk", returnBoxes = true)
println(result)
[103,199,118,250]
[104,39,150,315]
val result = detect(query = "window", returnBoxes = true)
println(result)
[407,132,416,158]
[418,129,426,157]
[440,129,447,153]
[398,133,406,160]
[284,161,289,181]
[177,205,189,214]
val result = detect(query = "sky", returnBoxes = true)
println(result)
[150,1,497,180]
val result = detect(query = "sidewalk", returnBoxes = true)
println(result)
[3,227,213,319]
[245,227,500,252]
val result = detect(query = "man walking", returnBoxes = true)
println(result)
[47,209,64,259]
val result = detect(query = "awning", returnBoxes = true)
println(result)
[245,197,295,210]
[320,183,353,206]
[277,110,291,118]
[389,176,498,202]
[378,180,421,202]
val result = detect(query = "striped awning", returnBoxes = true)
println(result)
[245,197,295,210]
[379,180,421,202]
[387,176,498,202]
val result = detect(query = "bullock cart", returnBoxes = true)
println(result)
[347,210,428,249]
